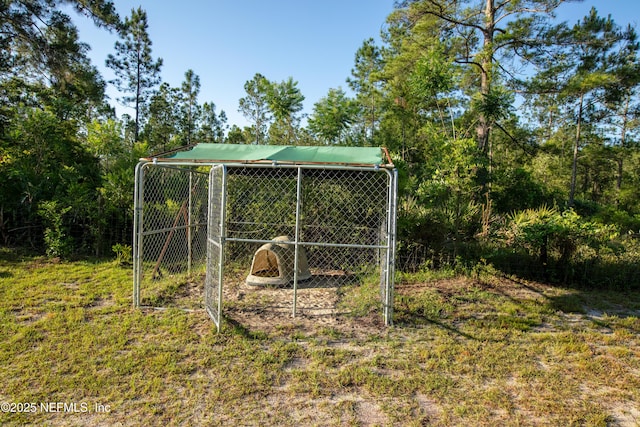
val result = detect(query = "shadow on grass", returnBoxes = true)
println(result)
[0,246,33,263]
[505,278,640,339]
[222,315,269,340]
[548,293,587,314]
[493,274,640,318]
[499,276,587,314]
[488,249,640,293]
[139,275,204,310]
[394,272,640,342]
[244,272,360,290]
[423,318,482,341]
[393,305,484,341]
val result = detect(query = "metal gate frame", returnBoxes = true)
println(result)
[204,165,226,330]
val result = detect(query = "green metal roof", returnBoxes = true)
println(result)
[154,143,392,166]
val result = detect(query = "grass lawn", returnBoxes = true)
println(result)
[0,249,639,426]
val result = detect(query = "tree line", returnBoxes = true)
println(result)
[1,0,639,287]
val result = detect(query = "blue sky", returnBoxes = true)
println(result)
[72,1,640,129]
[73,0,393,128]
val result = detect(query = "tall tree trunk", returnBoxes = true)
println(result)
[569,92,584,207]
[477,0,495,211]
[616,96,630,204]
[478,0,495,155]
[135,55,141,142]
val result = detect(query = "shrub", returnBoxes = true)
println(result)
[112,243,133,266]
[37,201,72,258]
[492,206,640,288]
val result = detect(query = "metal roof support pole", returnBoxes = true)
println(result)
[187,169,193,275]
[292,166,303,318]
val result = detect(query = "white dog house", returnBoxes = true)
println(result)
[246,235,312,286]
[133,143,397,331]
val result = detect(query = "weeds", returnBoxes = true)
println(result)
[111,244,132,266]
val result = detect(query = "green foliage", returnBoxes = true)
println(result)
[471,86,514,123]
[0,0,118,84]
[38,201,72,258]
[143,82,181,152]
[112,243,133,266]
[347,38,384,141]
[197,102,228,144]
[502,206,617,261]
[238,73,272,144]
[265,77,305,144]
[178,69,200,146]
[408,47,454,98]
[395,137,484,270]
[106,6,163,141]
[308,87,359,145]
[86,119,123,159]
[492,167,557,213]
[488,206,640,288]
[1,107,102,250]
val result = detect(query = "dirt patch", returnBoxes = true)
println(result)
[223,280,384,337]
[149,270,385,337]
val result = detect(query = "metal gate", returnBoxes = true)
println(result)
[205,165,226,330]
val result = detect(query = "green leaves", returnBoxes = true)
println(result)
[38,200,72,258]
[471,86,514,122]
[238,73,271,144]
[265,77,305,144]
[408,48,454,99]
[106,7,163,141]
[238,74,305,145]
[308,88,358,145]
[503,206,619,262]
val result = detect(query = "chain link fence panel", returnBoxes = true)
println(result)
[133,164,209,309]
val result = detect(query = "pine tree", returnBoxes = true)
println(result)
[106,7,162,142]
[178,69,200,146]
[266,77,304,145]
[238,73,271,144]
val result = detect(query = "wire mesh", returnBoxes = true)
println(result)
[204,165,225,327]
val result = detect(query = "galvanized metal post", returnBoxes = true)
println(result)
[292,166,303,318]
[132,161,146,308]
[385,168,399,326]
[187,169,193,275]
[205,165,215,328]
